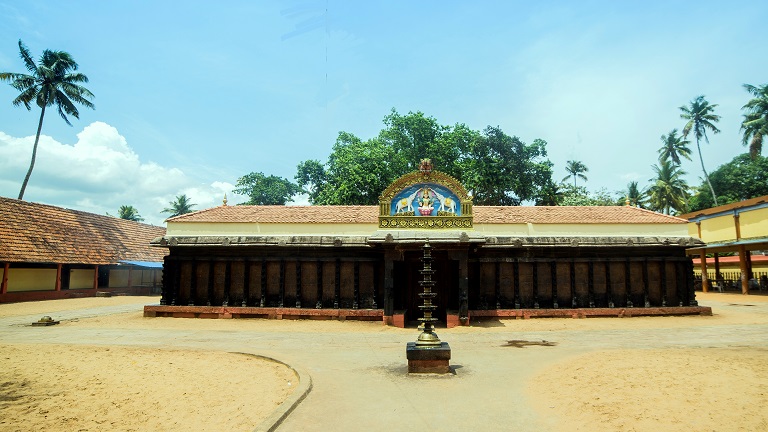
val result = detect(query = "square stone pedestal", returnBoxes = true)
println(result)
[406,342,451,374]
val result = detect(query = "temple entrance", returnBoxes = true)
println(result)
[393,250,458,326]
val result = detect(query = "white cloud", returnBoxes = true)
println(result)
[0,122,240,226]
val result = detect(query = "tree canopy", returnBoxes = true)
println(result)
[117,205,143,222]
[162,194,196,217]
[295,110,554,206]
[562,160,588,187]
[688,153,768,211]
[0,40,94,200]
[741,83,768,159]
[680,95,720,206]
[233,172,302,205]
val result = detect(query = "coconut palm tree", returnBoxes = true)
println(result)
[680,95,720,206]
[536,180,564,206]
[162,194,197,217]
[625,181,646,208]
[658,129,692,166]
[0,40,94,200]
[646,159,689,215]
[562,160,588,187]
[117,205,144,222]
[740,83,768,159]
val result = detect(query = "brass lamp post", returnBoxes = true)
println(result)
[416,239,441,346]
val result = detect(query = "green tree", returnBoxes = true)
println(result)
[117,205,144,222]
[463,126,553,205]
[623,181,646,208]
[559,184,617,206]
[535,180,564,206]
[295,159,327,205]
[658,129,692,166]
[162,194,196,217]
[688,153,768,211]
[0,40,94,200]
[562,160,588,187]
[646,159,689,215]
[740,83,768,159]
[233,172,301,205]
[680,95,720,206]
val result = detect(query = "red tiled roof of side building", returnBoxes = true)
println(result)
[168,204,687,225]
[0,197,167,265]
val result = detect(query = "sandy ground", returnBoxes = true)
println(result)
[0,344,294,432]
[1,292,767,431]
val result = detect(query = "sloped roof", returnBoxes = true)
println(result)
[168,205,686,225]
[0,197,167,265]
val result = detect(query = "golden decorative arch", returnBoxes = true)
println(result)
[378,163,474,229]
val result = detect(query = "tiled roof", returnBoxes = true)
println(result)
[0,197,167,265]
[169,205,686,225]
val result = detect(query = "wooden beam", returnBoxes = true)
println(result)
[93,265,99,290]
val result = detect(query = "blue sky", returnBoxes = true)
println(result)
[1,1,766,225]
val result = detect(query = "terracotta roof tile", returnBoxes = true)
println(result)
[169,205,686,225]
[0,197,167,265]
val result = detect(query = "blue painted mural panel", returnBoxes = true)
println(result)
[390,183,461,216]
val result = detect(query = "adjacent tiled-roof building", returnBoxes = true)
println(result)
[1,197,166,302]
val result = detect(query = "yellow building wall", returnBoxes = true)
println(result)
[167,222,378,237]
[109,269,130,287]
[474,223,688,237]
[69,269,95,289]
[699,216,736,243]
[6,269,57,292]
[739,207,768,239]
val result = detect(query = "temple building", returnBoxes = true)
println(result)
[147,161,710,324]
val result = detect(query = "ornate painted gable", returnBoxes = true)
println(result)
[378,159,474,229]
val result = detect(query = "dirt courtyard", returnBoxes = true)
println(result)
[1,292,767,431]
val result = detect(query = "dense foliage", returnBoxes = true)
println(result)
[295,110,553,206]
[162,194,196,217]
[688,154,768,211]
[233,172,302,205]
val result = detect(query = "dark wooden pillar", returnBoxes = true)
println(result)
[260,259,267,307]
[587,261,595,308]
[206,260,214,306]
[550,260,558,309]
[296,261,302,308]
[513,258,520,309]
[660,258,667,307]
[316,260,323,309]
[334,258,340,309]
[223,260,231,306]
[625,258,633,307]
[569,259,576,308]
[448,249,469,320]
[643,259,650,307]
[532,260,539,309]
[127,267,133,290]
[384,252,394,316]
[494,261,501,309]
[605,261,614,308]
[93,265,99,291]
[172,257,181,306]
[279,259,285,307]
[242,260,250,307]
[189,259,197,306]
[353,261,359,309]
[372,262,379,309]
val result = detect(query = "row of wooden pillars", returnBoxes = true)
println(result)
[697,248,755,294]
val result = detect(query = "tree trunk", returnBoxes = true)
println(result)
[17,105,46,200]
[696,138,718,207]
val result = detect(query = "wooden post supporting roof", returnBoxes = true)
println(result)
[55,264,62,291]
[739,245,749,295]
[699,253,709,292]
[1,262,8,294]
[93,265,99,290]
